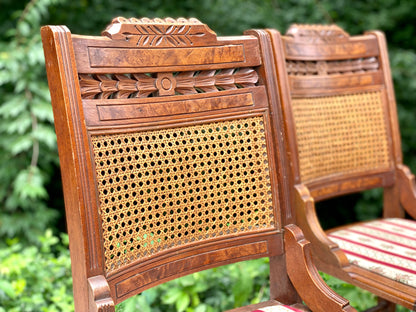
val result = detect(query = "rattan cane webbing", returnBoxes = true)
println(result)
[91,116,275,272]
[292,91,391,183]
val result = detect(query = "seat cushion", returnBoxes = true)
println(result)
[252,305,303,312]
[328,218,416,287]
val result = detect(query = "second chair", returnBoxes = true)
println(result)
[267,24,416,311]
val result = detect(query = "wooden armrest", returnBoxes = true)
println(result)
[294,184,350,270]
[397,164,416,219]
[284,224,356,312]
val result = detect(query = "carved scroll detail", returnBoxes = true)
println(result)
[88,275,115,312]
[79,68,259,99]
[102,17,217,47]
[286,24,350,43]
[286,57,379,76]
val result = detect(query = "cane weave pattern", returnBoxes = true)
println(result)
[292,91,391,183]
[91,116,275,272]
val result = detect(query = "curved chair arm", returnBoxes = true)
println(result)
[397,164,416,219]
[294,184,350,271]
[284,224,356,312]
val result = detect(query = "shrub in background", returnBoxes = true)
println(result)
[0,0,62,244]
[0,230,73,312]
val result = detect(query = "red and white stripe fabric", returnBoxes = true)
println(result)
[328,218,416,287]
[252,305,303,312]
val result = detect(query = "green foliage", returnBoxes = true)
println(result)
[116,258,270,312]
[355,188,383,221]
[321,273,377,310]
[0,230,73,312]
[390,48,416,171]
[0,0,63,243]
[322,273,411,312]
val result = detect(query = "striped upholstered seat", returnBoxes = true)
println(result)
[252,305,303,312]
[329,218,416,287]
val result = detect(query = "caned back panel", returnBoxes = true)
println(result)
[91,116,274,272]
[70,18,280,275]
[292,91,391,184]
[282,25,394,187]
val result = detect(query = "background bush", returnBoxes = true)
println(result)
[0,0,415,311]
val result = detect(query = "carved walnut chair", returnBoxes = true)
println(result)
[40,18,356,312]
[267,24,416,311]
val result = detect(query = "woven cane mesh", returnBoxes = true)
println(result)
[91,116,275,272]
[292,91,391,183]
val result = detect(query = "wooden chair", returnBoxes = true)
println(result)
[40,17,356,312]
[267,24,416,310]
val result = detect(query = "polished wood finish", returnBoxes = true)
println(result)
[41,18,355,311]
[267,24,416,310]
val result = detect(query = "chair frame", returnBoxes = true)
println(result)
[41,17,355,312]
[267,24,416,310]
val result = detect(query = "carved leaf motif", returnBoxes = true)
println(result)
[175,71,197,95]
[114,74,136,99]
[78,68,259,99]
[177,25,187,34]
[194,70,217,93]
[102,17,217,47]
[176,35,189,46]
[78,74,157,99]
[286,24,350,44]
[79,74,101,99]
[166,25,175,34]
[154,35,164,46]
[153,25,164,35]
[214,69,237,91]
[286,57,379,76]
[166,36,179,46]
[96,75,118,99]
[233,68,258,88]
[135,25,149,35]
[132,73,158,97]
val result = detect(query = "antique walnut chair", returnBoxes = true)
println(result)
[40,18,355,312]
[267,24,416,310]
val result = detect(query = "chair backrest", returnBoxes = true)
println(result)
[270,24,403,206]
[41,18,293,310]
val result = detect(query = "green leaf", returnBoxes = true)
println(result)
[33,124,56,149]
[5,113,32,135]
[179,275,195,287]
[9,135,33,155]
[12,278,26,296]
[31,99,53,122]
[13,166,48,200]
[0,280,16,299]
[17,21,30,37]
[176,292,190,312]
[0,95,28,118]
[161,287,183,304]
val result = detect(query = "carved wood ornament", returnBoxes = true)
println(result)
[79,68,259,99]
[102,17,217,47]
[78,17,259,99]
[283,24,380,76]
[285,24,350,44]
